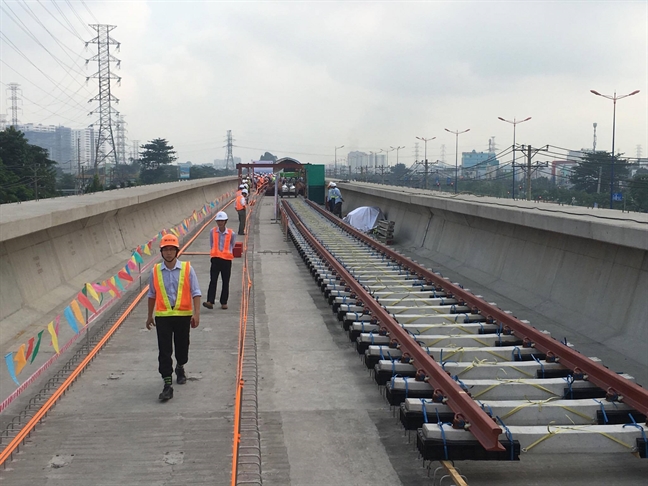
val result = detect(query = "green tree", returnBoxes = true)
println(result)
[628,172,648,212]
[189,165,218,179]
[85,174,103,193]
[0,127,58,202]
[569,151,630,195]
[139,138,178,184]
[57,172,77,191]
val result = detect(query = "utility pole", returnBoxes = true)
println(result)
[522,144,549,200]
[86,24,121,186]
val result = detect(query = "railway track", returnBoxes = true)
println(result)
[281,197,648,465]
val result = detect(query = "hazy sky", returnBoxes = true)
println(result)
[1,1,647,168]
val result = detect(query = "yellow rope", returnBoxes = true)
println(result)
[522,424,635,453]
[472,378,560,399]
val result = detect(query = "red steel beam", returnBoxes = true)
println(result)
[305,199,648,420]
[284,201,505,452]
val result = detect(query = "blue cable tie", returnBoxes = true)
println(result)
[421,399,429,423]
[532,354,545,378]
[496,416,515,461]
[593,399,608,424]
[622,415,647,458]
[563,375,574,399]
[403,376,409,398]
[512,347,522,361]
[451,304,457,313]
[438,422,450,461]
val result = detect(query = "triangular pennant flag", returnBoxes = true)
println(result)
[14,344,27,375]
[77,291,97,314]
[48,321,60,354]
[64,306,80,333]
[118,269,134,282]
[86,283,100,303]
[70,299,86,326]
[114,275,126,291]
[124,264,132,276]
[170,228,179,237]
[143,243,151,256]
[182,222,188,232]
[25,336,35,362]
[30,330,44,364]
[127,258,137,270]
[92,282,111,293]
[110,276,124,293]
[5,352,19,385]
[132,251,144,264]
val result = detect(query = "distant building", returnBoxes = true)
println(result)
[21,124,74,173]
[461,150,499,180]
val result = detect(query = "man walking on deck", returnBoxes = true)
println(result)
[146,234,201,401]
[236,188,247,235]
[203,211,236,311]
[328,182,343,217]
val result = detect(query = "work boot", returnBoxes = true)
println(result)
[202,301,214,309]
[159,384,174,401]
[176,366,187,385]
[221,304,228,310]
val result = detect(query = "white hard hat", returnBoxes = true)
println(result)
[330,182,336,187]
[215,211,228,221]
[239,184,245,189]
[242,189,248,194]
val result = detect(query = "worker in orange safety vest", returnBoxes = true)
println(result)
[203,211,236,311]
[146,234,201,401]
[235,188,247,236]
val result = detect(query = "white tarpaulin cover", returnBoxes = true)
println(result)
[343,206,385,232]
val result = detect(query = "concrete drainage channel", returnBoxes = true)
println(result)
[281,197,648,480]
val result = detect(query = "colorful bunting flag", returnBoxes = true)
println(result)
[92,282,111,293]
[127,258,137,270]
[5,352,19,385]
[25,336,35,362]
[14,344,27,375]
[48,321,60,354]
[86,283,100,303]
[143,243,151,256]
[170,228,179,237]
[118,269,133,282]
[77,291,97,314]
[30,330,43,364]
[70,299,86,326]
[64,306,80,333]
[132,251,144,264]
[108,277,123,294]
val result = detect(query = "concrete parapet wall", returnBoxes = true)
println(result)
[0,178,237,348]
[338,182,648,369]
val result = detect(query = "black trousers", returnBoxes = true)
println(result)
[333,201,342,217]
[237,208,246,235]
[155,315,191,378]
[207,257,232,305]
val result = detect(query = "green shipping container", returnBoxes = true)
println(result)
[306,165,325,204]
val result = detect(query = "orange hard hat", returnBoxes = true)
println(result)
[159,234,180,249]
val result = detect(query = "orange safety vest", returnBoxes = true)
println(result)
[235,194,246,211]
[210,228,234,260]
[152,261,193,317]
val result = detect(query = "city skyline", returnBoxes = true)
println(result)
[1,1,646,168]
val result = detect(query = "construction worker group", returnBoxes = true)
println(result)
[145,179,251,401]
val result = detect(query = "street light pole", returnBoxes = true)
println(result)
[416,136,436,189]
[390,145,405,165]
[590,89,640,209]
[444,128,469,194]
[498,116,531,200]
[334,145,344,178]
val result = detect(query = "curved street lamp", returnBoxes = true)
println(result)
[498,116,531,199]
[390,146,405,165]
[416,136,436,189]
[590,89,640,208]
[444,128,470,194]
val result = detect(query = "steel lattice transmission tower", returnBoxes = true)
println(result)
[225,130,235,170]
[7,83,22,128]
[115,114,127,166]
[86,24,121,172]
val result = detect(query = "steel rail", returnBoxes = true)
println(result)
[305,199,648,420]
[283,200,505,452]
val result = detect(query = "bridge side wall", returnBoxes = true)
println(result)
[0,179,237,348]
[340,185,648,369]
